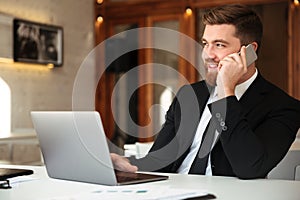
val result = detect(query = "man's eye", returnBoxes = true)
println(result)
[202,42,208,47]
[216,43,225,48]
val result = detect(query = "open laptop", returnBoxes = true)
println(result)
[0,168,34,189]
[31,111,168,186]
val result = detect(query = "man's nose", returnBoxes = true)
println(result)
[204,46,216,59]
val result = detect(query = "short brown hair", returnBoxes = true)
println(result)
[202,4,263,48]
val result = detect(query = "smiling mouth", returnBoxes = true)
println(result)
[206,63,218,69]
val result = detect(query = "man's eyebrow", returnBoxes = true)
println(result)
[201,38,230,44]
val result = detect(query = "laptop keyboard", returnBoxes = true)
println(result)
[115,171,145,182]
[115,170,168,184]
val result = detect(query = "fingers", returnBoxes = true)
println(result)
[110,153,138,173]
[220,53,240,66]
[219,46,248,72]
[239,46,247,68]
[216,46,248,96]
[219,54,236,70]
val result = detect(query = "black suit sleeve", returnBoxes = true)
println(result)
[209,93,300,179]
[129,84,203,172]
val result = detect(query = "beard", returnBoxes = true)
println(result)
[204,61,219,87]
[202,52,219,87]
[205,68,218,86]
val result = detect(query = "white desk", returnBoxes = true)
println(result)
[1,164,300,200]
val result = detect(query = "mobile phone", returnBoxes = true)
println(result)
[239,44,257,67]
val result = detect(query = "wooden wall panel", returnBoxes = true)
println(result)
[95,0,300,142]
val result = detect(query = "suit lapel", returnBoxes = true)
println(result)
[239,73,268,115]
[179,81,212,145]
[172,81,212,170]
[193,81,213,117]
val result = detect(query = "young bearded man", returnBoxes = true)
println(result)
[110,4,300,179]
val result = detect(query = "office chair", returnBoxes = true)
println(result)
[267,150,300,180]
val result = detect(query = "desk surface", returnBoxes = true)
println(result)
[0,164,300,200]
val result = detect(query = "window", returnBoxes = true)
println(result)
[0,77,11,137]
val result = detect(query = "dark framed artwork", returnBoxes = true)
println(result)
[13,19,63,66]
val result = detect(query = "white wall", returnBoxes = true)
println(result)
[0,0,95,132]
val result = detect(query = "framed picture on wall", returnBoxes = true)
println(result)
[13,19,63,67]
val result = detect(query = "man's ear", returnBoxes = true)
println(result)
[250,42,259,51]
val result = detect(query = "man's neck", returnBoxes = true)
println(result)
[237,64,256,85]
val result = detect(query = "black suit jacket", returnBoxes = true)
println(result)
[130,73,300,179]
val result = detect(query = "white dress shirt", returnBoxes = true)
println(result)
[177,69,258,175]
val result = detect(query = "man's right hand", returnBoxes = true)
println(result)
[110,153,138,173]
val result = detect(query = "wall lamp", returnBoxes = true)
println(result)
[97,15,104,23]
[185,7,193,16]
[97,0,104,5]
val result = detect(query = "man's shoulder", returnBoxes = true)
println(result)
[190,80,207,86]
[258,74,300,104]
[184,80,208,91]
[174,80,209,101]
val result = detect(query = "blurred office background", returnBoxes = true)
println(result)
[0,0,299,165]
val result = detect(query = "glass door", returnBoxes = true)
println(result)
[147,15,180,135]
[96,19,144,150]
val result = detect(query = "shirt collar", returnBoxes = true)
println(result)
[235,68,258,100]
[211,68,258,101]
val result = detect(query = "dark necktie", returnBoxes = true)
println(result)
[188,120,216,174]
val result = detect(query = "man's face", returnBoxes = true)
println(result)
[202,24,241,86]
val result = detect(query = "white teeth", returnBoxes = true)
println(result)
[208,64,218,68]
